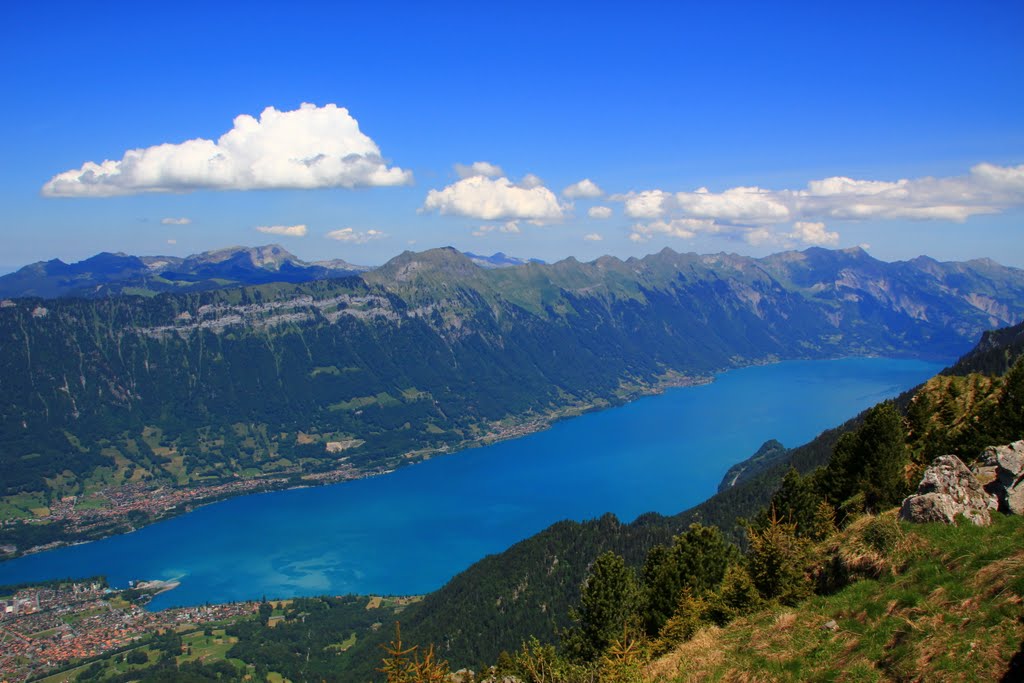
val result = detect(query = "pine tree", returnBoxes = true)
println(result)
[412,644,450,683]
[809,499,838,541]
[818,401,909,514]
[653,589,708,653]
[859,402,910,510]
[378,622,417,683]
[766,468,825,538]
[746,508,812,605]
[704,564,762,626]
[599,624,645,683]
[640,524,737,636]
[572,550,641,660]
[996,356,1024,441]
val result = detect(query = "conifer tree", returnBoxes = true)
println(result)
[640,524,737,636]
[704,564,762,626]
[746,509,812,605]
[379,622,417,683]
[571,550,641,660]
[996,356,1024,440]
[818,401,909,514]
[858,401,910,510]
[766,468,825,538]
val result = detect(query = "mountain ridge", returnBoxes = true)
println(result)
[1,245,1023,559]
[0,244,370,299]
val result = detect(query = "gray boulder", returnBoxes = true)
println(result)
[900,455,991,526]
[975,441,1024,515]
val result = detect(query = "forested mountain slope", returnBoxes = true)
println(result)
[2,246,1022,509]
[332,319,1024,677]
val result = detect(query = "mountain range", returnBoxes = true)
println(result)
[2,245,1023,503]
[0,245,369,299]
[0,245,554,299]
[2,244,1024,679]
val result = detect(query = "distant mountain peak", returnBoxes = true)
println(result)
[462,251,544,269]
[0,244,368,299]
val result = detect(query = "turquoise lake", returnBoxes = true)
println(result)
[0,357,945,609]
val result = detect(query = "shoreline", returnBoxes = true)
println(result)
[0,352,943,564]
[0,369,713,563]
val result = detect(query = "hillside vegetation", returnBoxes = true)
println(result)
[329,324,1024,679]
[3,246,1024,547]
[646,513,1024,682]
[22,321,1024,682]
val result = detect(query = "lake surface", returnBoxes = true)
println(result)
[0,357,944,609]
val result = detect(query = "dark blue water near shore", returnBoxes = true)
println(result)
[0,358,944,609]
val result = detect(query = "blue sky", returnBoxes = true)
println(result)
[1,0,1022,269]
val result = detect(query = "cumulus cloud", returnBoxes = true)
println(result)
[256,224,308,237]
[784,221,839,246]
[588,205,613,219]
[563,178,604,199]
[520,173,545,190]
[630,217,839,248]
[454,161,504,179]
[793,164,1024,221]
[676,186,791,223]
[42,103,412,197]
[583,233,604,241]
[620,187,789,223]
[422,174,564,221]
[620,190,672,218]
[628,218,724,242]
[161,216,191,225]
[619,163,1024,246]
[325,228,386,244]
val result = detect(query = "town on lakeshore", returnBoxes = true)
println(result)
[0,577,257,682]
[1,574,424,683]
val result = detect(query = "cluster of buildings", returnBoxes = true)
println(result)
[0,581,256,682]
[8,466,357,557]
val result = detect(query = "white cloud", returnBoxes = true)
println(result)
[629,217,837,247]
[454,161,504,179]
[256,224,307,237]
[42,103,412,197]
[325,227,386,244]
[791,164,1024,222]
[166,239,177,245]
[675,186,791,224]
[620,190,672,218]
[563,178,604,199]
[588,205,613,219]
[619,163,1024,246]
[784,221,839,246]
[422,175,564,221]
[583,233,603,241]
[520,173,544,189]
[629,218,723,242]
[161,217,191,225]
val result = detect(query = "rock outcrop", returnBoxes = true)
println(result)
[973,440,1024,515]
[899,455,992,526]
